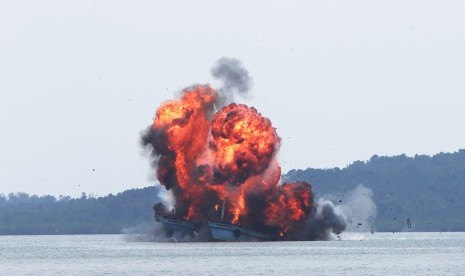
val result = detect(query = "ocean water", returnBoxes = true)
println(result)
[1,232,465,276]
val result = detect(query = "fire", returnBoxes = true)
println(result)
[209,103,280,186]
[144,84,316,238]
[264,181,313,234]
[151,85,216,191]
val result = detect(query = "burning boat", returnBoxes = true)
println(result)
[154,203,198,237]
[158,217,196,236]
[155,199,274,241]
[143,58,347,241]
[207,200,273,241]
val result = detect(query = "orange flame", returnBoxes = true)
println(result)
[147,85,315,236]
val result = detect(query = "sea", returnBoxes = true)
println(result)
[1,232,464,276]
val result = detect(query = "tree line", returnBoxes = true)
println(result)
[2,149,465,234]
[0,186,160,235]
[285,149,465,232]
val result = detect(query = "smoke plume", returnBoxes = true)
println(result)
[340,184,377,232]
[211,57,252,107]
[302,198,347,240]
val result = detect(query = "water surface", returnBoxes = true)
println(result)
[1,232,464,275]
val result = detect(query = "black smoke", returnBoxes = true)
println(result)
[211,57,252,107]
[302,198,347,240]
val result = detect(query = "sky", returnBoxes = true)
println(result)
[1,1,464,197]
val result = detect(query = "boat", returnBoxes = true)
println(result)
[207,199,274,241]
[154,204,196,236]
[154,200,274,241]
[158,216,196,236]
[208,221,274,241]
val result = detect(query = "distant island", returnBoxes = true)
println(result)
[1,149,464,235]
[0,187,161,235]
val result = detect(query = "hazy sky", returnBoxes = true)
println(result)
[1,1,464,197]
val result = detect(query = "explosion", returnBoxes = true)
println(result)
[143,58,346,241]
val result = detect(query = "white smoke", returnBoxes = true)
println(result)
[122,222,167,242]
[157,187,175,211]
[340,184,377,232]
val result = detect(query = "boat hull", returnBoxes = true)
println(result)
[208,221,273,241]
[160,217,195,235]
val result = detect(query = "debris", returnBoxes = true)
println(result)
[336,192,343,203]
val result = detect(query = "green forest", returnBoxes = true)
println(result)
[1,149,464,234]
[0,187,161,235]
[285,149,465,232]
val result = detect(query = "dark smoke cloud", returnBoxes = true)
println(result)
[211,57,252,106]
[297,198,347,240]
[141,127,178,190]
